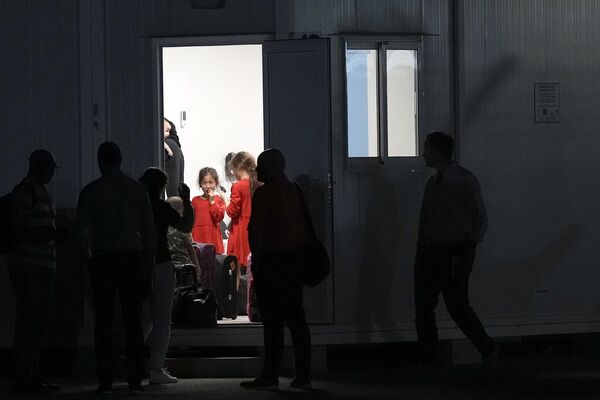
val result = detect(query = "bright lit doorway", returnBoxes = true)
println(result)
[162,43,265,324]
[162,44,264,199]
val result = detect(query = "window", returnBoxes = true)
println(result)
[346,42,419,160]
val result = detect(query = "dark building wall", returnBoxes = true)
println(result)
[0,1,80,208]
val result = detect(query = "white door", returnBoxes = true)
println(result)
[262,38,334,324]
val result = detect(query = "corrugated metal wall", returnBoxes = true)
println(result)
[0,1,80,208]
[4,0,600,341]
[294,0,422,33]
[459,0,600,321]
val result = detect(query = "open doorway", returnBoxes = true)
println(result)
[161,44,264,325]
[162,44,264,197]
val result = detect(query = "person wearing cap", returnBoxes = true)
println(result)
[8,149,61,395]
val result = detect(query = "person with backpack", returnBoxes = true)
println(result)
[7,150,61,395]
[241,149,312,390]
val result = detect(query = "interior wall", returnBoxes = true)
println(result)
[459,0,600,321]
[162,45,264,198]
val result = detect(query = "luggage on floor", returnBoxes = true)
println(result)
[215,254,239,320]
[172,284,218,328]
[193,243,216,289]
[174,264,198,288]
[246,261,261,322]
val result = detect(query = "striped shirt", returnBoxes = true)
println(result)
[9,177,57,270]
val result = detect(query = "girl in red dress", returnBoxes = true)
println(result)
[226,151,260,267]
[191,167,226,253]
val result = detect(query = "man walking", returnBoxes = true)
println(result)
[415,132,496,368]
[75,142,156,395]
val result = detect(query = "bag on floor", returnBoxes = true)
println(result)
[193,243,216,289]
[215,254,239,320]
[172,284,218,328]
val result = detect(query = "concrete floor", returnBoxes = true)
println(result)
[1,354,600,399]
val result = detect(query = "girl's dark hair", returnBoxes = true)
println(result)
[224,152,236,183]
[139,167,168,197]
[230,151,257,190]
[198,167,220,188]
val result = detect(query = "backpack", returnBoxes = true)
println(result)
[0,192,13,254]
[172,284,218,328]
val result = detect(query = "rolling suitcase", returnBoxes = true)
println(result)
[193,243,216,289]
[215,254,239,320]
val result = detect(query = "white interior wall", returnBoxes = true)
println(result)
[162,45,264,199]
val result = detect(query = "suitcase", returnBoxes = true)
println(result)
[215,254,239,320]
[172,284,218,328]
[174,264,198,288]
[193,243,216,289]
[246,260,261,322]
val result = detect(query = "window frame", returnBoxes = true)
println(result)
[344,39,423,168]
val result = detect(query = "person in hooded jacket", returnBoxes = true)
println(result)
[163,118,185,197]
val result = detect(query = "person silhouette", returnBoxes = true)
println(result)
[241,148,312,390]
[75,142,156,395]
[163,118,185,197]
[9,149,61,395]
[138,168,193,385]
[415,132,497,368]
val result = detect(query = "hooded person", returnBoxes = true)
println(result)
[163,118,185,197]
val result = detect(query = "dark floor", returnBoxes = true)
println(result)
[2,339,600,399]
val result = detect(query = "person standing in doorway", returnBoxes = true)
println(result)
[415,131,496,368]
[8,150,61,395]
[241,149,312,390]
[164,118,185,197]
[75,142,156,395]
[139,168,194,385]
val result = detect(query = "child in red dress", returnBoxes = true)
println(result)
[226,151,260,268]
[191,167,226,253]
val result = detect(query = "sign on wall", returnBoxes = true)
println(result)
[534,83,560,123]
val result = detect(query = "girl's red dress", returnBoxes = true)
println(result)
[226,179,252,266]
[191,195,225,253]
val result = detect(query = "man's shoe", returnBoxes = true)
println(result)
[128,384,144,395]
[149,368,178,384]
[14,380,60,395]
[240,376,279,390]
[482,342,500,363]
[290,376,312,390]
[95,384,113,396]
